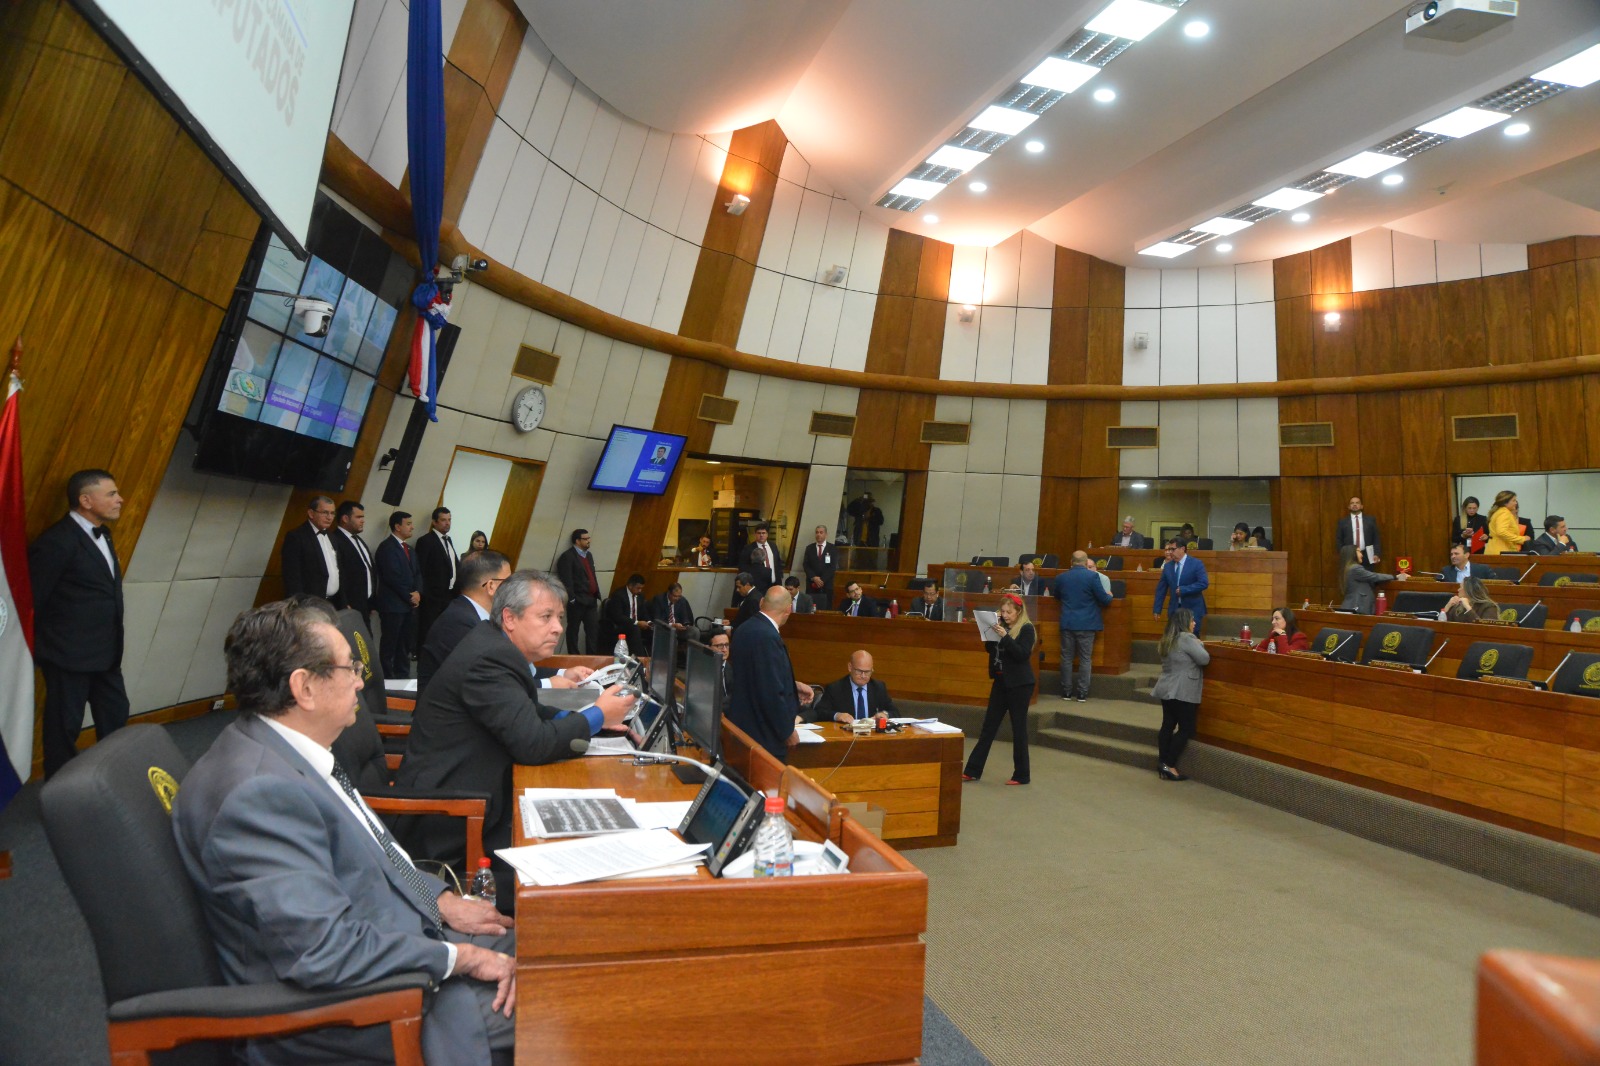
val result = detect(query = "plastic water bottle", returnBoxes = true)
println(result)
[751,793,793,877]
[1267,638,1278,654]
[467,856,496,901]
[1572,616,1583,633]
[613,632,629,661]
[1376,591,1388,615]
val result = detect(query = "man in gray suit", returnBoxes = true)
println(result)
[172,599,516,1066]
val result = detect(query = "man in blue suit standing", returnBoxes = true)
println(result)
[1153,538,1209,634]
[1052,551,1113,702]
[727,586,814,762]
[375,510,423,679]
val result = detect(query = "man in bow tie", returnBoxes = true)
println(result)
[280,494,344,606]
[30,468,130,777]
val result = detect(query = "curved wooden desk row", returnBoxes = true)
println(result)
[511,722,929,1065]
[1385,578,1600,630]
[1294,609,1600,682]
[1478,949,1600,1066]
[1198,643,1600,854]
[1466,551,1600,579]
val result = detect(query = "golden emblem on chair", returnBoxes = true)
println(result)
[1583,663,1600,691]
[1556,576,1572,587]
[1500,608,1518,623]
[1586,617,1600,633]
[1477,648,1499,674]
[147,767,179,814]
[1381,631,1401,654]
[1323,633,1339,653]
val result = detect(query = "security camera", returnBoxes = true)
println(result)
[450,254,490,276]
[293,297,335,337]
[1421,1,1439,18]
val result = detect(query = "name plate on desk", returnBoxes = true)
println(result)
[1288,650,1328,660]
[1365,659,1417,672]
[1205,639,1255,650]
[1479,674,1538,690]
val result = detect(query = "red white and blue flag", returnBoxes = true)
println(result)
[0,342,33,808]
[407,282,450,423]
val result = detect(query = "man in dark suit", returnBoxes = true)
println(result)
[398,570,633,910]
[1014,560,1049,597]
[1053,551,1113,702]
[332,499,377,625]
[1440,543,1474,584]
[1152,539,1209,632]
[802,525,837,610]
[173,599,516,1065]
[839,581,881,618]
[374,511,422,679]
[731,573,762,629]
[741,523,783,591]
[553,528,602,654]
[1109,516,1147,549]
[846,493,884,546]
[414,506,459,649]
[417,550,511,691]
[727,586,813,762]
[280,495,342,605]
[1336,496,1380,563]
[784,575,815,614]
[650,582,695,633]
[600,573,651,654]
[812,650,897,724]
[709,628,731,702]
[907,582,945,620]
[690,534,717,568]
[1534,515,1581,554]
[30,468,129,777]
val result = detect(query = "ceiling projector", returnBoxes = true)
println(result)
[1405,0,1517,41]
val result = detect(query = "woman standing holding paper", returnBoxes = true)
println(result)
[962,593,1037,786]
[1153,608,1208,781]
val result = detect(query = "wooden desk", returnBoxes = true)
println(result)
[1391,578,1600,630]
[1197,642,1600,853]
[782,721,963,849]
[1468,552,1600,581]
[511,751,929,1065]
[1295,608,1600,682]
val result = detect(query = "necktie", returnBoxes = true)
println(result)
[856,686,866,719]
[329,763,441,928]
[629,593,636,621]
[850,601,857,616]
[1355,517,1363,551]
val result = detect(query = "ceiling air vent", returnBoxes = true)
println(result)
[809,411,857,438]
[1279,422,1335,448]
[1453,413,1519,442]
[697,394,739,425]
[920,421,971,445]
[1106,426,1159,449]
[512,344,559,386]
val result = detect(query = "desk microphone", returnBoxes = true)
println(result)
[1519,562,1538,583]
[570,738,592,755]
[1323,633,1356,661]
[629,751,720,778]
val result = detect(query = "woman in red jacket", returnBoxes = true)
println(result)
[1254,607,1310,654]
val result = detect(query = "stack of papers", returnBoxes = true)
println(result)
[888,716,962,735]
[498,829,710,886]
[519,788,692,839]
[793,723,827,744]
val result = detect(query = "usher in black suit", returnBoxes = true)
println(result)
[333,527,378,624]
[414,528,459,648]
[279,521,341,605]
[29,514,128,776]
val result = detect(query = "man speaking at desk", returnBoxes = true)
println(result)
[727,586,813,761]
[1153,538,1209,634]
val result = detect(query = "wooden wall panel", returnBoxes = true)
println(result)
[1275,396,1318,478]
[897,472,927,574]
[1529,262,1581,362]
[1314,395,1361,476]
[1037,477,1078,552]
[1356,392,1403,474]
[1481,271,1533,366]
[1488,382,1540,472]
[1435,278,1486,370]
[1441,384,1494,473]
[1276,296,1315,379]
[1078,401,1119,478]
[1274,252,1312,301]
[1276,478,1322,605]
[1392,285,1441,374]
[1578,256,1600,357]
[1398,388,1446,475]
[1073,478,1120,555]
[1310,238,1352,297]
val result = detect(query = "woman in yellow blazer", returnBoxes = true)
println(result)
[1485,490,1530,554]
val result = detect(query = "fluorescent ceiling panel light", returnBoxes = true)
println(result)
[1192,216,1253,235]
[888,177,948,200]
[1020,56,1100,93]
[1325,150,1404,178]
[1418,106,1508,138]
[1252,187,1323,211]
[969,105,1038,134]
[926,145,990,171]
[1086,0,1176,41]
[1532,42,1600,87]
[1139,241,1195,259]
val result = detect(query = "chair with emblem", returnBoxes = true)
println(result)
[1497,602,1548,628]
[1454,641,1535,682]
[1360,623,1434,669]
[1018,552,1060,568]
[1475,565,1523,583]
[1193,538,1214,551]
[1564,610,1600,633]
[40,726,430,1066]
[1094,555,1125,571]
[1310,627,1364,662]
[971,556,1010,567]
[1391,590,1453,615]
[1538,572,1600,587]
[1549,653,1600,698]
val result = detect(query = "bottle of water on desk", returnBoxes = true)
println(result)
[613,632,629,661]
[467,856,496,901]
[751,793,793,877]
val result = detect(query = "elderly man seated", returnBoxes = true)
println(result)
[812,650,898,724]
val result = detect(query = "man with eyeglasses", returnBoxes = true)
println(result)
[811,650,897,725]
[280,494,344,605]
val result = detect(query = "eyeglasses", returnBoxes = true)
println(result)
[315,661,365,681]
[849,667,874,677]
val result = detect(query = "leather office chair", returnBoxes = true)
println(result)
[1498,602,1547,628]
[335,609,410,752]
[1018,552,1060,568]
[1361,623,1434,669]
[1538,572,1600,587]
[1476,565,1522,583]
[1096,555,1125,571]
[1564,610,1600,633]
[971,555,1010,566]
[1391,591,1453,615]
[40,727,430,1066]
[1194,538,1214,551]
[1548,653,1600,698]
[1108,579,1127,599]
[1311,627,1363,662]
[1455,641,1535,681]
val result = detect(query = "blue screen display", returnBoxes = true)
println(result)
[588,425,688,495]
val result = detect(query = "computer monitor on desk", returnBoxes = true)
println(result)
[678,639,724,781]
[649,622,677,711]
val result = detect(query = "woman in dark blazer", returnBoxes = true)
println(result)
[1152,608,1209,780]
[1451,497,1487,551]
[1338,544,1406,614]
[962,593,1037,785]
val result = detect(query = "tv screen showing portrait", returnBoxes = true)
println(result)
[588,425,687,495]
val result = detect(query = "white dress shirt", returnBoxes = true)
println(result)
[312,523,340,597]
[68,511,116,575]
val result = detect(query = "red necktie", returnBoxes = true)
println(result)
[582,554,598,597]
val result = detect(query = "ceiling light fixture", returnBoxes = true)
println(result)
[1290,211,1311,222]
[924,214,940,224]
[1024,140,1045,153]
[1086,0,1177,42]
[1532,42,1600,87]
[1183,20,1210,38]
[969,181,988,193]
[1216,243,1233,253]
[1418,105,1509,138]
[1138,241,1195,259]
[725,193,750,215]
[1503,121,1530,137]
[958,304,977,323]
[1324,150,1404,178]
[969,105,1038,135]
[1019,56,1100,93]
[926,145,990,171]
[1323,312,1341,333]
[1252,187,1323,211]
[888,177,948,201]
[1382,173,1404,186]
[1192,216,1254,236]
[1093,87,1117,103]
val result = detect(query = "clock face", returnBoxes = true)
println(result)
[512,385,546,432]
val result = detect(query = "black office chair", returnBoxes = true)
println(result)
[1311,627,1363,662]
[1108,579,1126,599]
[40,727,430,1066]
[1565,610,1600,633]
[1096,555,1125,571]
[335,609,409,749]
[1549,653,1600,699]
[1018,553,1058,568]
[1476,565,1522,583]
[971,556,1010,567]
[1391,591,1452,615]
[1498,602,1547,628]
[1361,623,1434,669]
[908,577,935,591]
[1194,538,1215,551]
[1538,572,1600,587]
[1455,641,1535,682]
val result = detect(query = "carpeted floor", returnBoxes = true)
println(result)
[910,729,1600,1066]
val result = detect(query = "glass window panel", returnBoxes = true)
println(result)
[248,234,306,331]
[357,301,398,374]
[218,321,283,420]
[331,372,375,446]
[1545,472,1600,530]
[260,341,319,430]
[321,280,376,364]
[297,357,351,441]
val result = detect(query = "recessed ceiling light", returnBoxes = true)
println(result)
[1252,187,1323,211]
[1381,173,1404,186]
[1215,243,1233,253]
[924,214,939,224]
[1418,106,1509,138]
[969,181,988,193]
[1504,122,1530,137]
[926,145,990,171]
[1192,216,1253,236]
[1139,241,1195,258]
[889,177,948,201]
[1532,42,1600,87]
[1086,0,1177,42]
[1290,211,1311,223]
[1024,140,1045,153]
[1324,150,1404,178]
[1093,87,1117,103]
[1019,56,1100,94]
[1183,19,1210,38]
[969,105,1038,135]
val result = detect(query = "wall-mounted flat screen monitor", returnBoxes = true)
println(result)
[588,426,687,495]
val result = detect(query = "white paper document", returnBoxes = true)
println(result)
[625,800,694,831]
[793,724,826,744]
[385,678,418,692]
[582,734,638,757]
[889,717,937,726]
[498,829,710,886]
[914,721,963,734]
[972,610,999,638]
